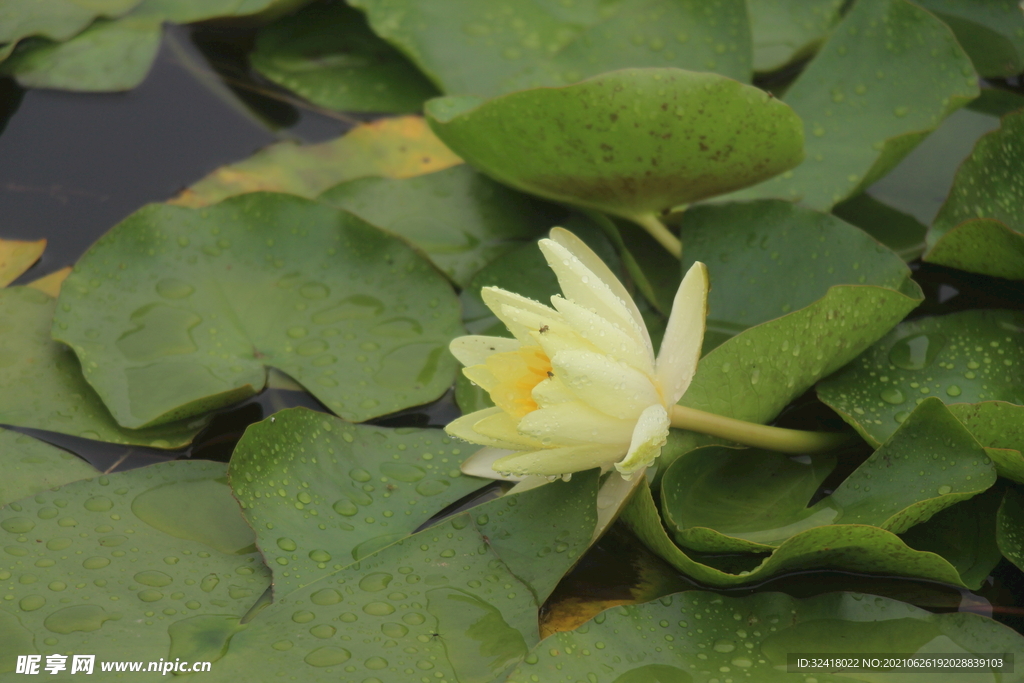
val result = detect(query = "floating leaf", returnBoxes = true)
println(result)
[0,0,142,50]
[0,237,45,287]
[53,193,463,428]
[832,193,928,262]
[679,200,912,351]
[0,428,98,508]
[319,165,554,287]
[0,287,205,447]
[250,2,439,113]
[169,116,462,209]
[997,486,1024,573]
[726,0,979,211]
[662,399,996,552]
[229,408,488,595]
[748,0,844,73]
[507,591,1024,682]
[924,108,1024,280]
[0,460,271,675]
[426,68,804,235]
[351,0,752,97]
[915,0,1024,77]
[816,309,1024,479]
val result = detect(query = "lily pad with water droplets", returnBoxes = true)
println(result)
[816,309,1024,480]
[53,192,463,428]
[661,399,996,555]
[748,0,844,73]
[0,460,271,675]
[679,200,913,352]
[725,0,979,211]
[997,487,1024,574]
[915,0,1024,78]
[426,68,804,231]
[505,591,1024,682]
[924,108,1024,280]
[0,287,206,447]
[351,0,752,98]
[0,428,98,508]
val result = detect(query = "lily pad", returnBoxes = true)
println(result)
[426,68,804,233]
[726,0,979,211]
[997,486,1024,573]
[351,0,752,98]
[748,0,844,73]
[0,460,271,675]
[662,399,996,552]
[0,428,98,507]
[0,237,45,286]
[816,309,1024,479]
[832,193,928,262]
[924,108,1024,280]
[0,287,205,447]
[169,116,462,209]
[53,192,463,428]
[507,591,1024,682]
[0,0,141,50]
[250,1,439,113]
[915,0,1024,77]
[229,408,488,595]
[318,165,554,287]
[679,200,912,352]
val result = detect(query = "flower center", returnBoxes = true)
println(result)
[483,345,552,418]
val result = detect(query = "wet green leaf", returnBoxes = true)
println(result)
[0,0,141,50]
[351,0,752,97]
[0,428,98,508]
[914,0,1024,77]
[0,460,271,675]
[997,486,1024,573]
[169,116,462,209]
[832,193,928,262]
[748,0,844,73]
[250,2,439,113]
[727,0,979,211]
[229,408,489,595]
[53,193,463,428]
[319,165,554,287]
[507,591,1024,682]
[679,200,912,352]
[662,399,996,553]
[924,108,1024,280]
[816,309,1024,480]
[0,287,205,447]
[0,237,45,287]
[426,68,804,230]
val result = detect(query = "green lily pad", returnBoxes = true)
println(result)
[915,0,1024,77]
[748,0,844,73]
[662,399,997,552]
[426,68,804,232]
[0,428,98,508]
[623,477,967,586]
[53,192,462,428]
[229,408,489,595]
[507,591,1024,682]
[726,0,979,211]
[0,0,141,50]
[997,486,1024,573]
[351,0,752,98]
[0,460,271,675]
[211,470,600,681]
[832,193,928,262]
[170,115,463,209]
[902,484,1003,590]
[816,309,1024,479]
[318,165,554,287]
[0,287,205,447]
[679,200,912,352]
[924,108,1024,280]
[250,2,439,113]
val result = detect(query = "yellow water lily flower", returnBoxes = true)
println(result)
[446,227,707,480]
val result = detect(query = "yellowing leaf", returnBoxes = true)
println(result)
[0,237,45,286]
[27,265,72,297]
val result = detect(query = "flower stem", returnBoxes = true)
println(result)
[669,405,853,454]
[632,213,682,258]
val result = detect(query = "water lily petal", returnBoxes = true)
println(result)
[450,335,520,367]
[518,401,635,446]
[460,446,524,481]
[445,407,525,449]
[552,349,662,420]
[531,376,576,407]
[462,364,499,392]
[550,295,654,374]
[656,261,708,405]
[615,404,670,477]
[473,410,544,449]
[492,443,624,476]
[482,287,560,342]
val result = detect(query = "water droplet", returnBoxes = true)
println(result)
[20,595,45,612]
[277,538,297,552]
[415,480,449,497]
[938,485,952,495]
[309,549,331,563]
[155,279,194,300]
[304,647,351,667]
[946,385,962,397]
[292,611,315,624]
[310,624,336,639]
[713,639,736,653]
[43,605,120,634]
[888,333,945,370]
[310,589,342,606]
[894,411,910,424]
[880,387,905,404]
[363,602,395,616]
[359,573,393,592]
[134,571,173,588]
[1,517,35,533]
